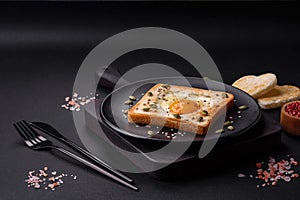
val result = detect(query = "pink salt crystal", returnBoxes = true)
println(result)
[237,173,246,178]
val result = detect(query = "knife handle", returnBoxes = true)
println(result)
[65,139,133,183]
[52,146,138,191]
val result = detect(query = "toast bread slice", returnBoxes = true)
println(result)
[257,85,300,109]
[128,84,234,135]
[232,73,277,98]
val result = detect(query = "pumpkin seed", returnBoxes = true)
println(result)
[215,129,225,134]
[142,107,150,112]
[129,95,136,101]
[238,105,248,110]
[173,113,181,119]
[149,104,157,109]
[202,110,209,116]
[161,84,170,89]
[124,100,133,105]
[198,116,203,122]
[147,130,154,136]
[222,93,229,98]
[224,121,232,126]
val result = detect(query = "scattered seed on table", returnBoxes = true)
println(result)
[147,130,154,136]
[215,129,225,134]
[224,121,232,126]
[129,96,136,101]
[124,100,133,105]
[238,105,248,110]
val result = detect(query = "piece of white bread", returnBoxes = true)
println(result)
[232,73,277,98]
[128,84,234,135]
[257,85,300,109]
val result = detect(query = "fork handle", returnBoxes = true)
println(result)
[52,146,138,191]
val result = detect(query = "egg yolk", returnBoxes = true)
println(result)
[169,100,199,114]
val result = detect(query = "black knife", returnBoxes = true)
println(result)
[30,121,133,183]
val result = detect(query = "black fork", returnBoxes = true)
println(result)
[13,120,138,191]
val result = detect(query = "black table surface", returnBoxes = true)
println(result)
[1,2,300,200]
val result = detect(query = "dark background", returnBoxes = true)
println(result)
[1,2,300,200]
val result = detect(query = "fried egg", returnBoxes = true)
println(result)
[156,88,212,116]
[169,100,199,114]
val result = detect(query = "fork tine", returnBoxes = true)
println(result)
[13,122,35,147]
[21,120,38,138]
[18,121,40,144]
[21,120,47,142]
[13,123,28,140]
[18,121,35,139]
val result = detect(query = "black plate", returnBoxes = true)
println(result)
[100,77,261,142]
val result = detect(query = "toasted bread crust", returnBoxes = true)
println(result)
[232,73,277,98]
[128,84,234,135]
[257,85,300,109]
